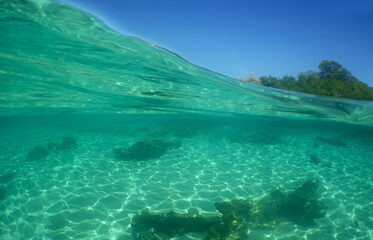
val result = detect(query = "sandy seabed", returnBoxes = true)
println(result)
[0,115,372,240]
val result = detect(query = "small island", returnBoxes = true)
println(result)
[249,61,373,101]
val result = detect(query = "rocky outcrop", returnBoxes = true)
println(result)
[131,179,326,240]
[113,139,181,162]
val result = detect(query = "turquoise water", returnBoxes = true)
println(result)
[1,0,373,239]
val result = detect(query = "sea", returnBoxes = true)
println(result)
[0,0,373,239]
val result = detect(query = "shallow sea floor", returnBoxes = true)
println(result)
[0,114,372,240]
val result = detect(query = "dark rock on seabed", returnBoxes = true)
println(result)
[309,154,321,164]
[136,231,170,240]
[131,179,326,240]
[27,137,77,161]
[132,209,219,237]
[113,139,181,162]
[47,136,77,151]
[26,146,50,161]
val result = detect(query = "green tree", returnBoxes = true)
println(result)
[319,60,353,82]
[260,76,281,88]
[281,75,297,90]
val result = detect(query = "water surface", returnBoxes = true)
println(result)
[0,0,372,239]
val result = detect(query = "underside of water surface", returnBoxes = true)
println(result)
[0,0,373,239]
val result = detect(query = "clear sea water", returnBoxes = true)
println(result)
[1,0,373,239]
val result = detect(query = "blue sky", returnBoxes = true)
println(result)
[59,0,373,86]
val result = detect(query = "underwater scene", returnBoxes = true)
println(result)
[1,0,373,239]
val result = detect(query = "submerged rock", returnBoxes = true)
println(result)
[136,231,170,240]
[277,179,326,225]
[26,146,50,161]
[249,179,325,229]
[309,154,321,164]
[47,136,77,151]
[207,199,254,240]
[61,136,77,150]
[132,209,219,238]
[113,139,181,162]
[131,179,326,240]
[27,137,77,162]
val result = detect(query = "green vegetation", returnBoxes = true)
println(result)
[259,61,373,101]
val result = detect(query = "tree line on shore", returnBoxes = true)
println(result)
[259,61,373,101]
